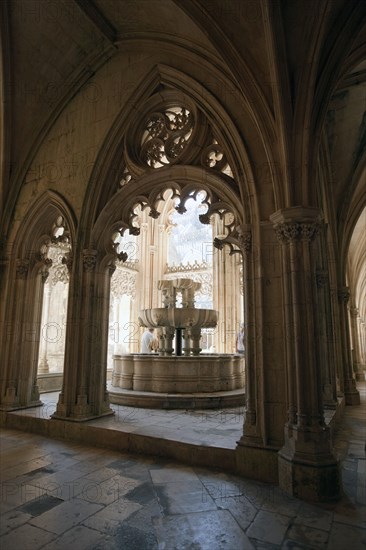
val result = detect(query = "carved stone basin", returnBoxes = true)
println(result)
[139,308,218,329]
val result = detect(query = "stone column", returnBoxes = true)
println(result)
[38,284,52,374]
[236,229,257,433]
[349,307,365,381]
[270,207,340,502]
[1,256,50,410]
[54,249,114,420]
[315,270,337,408]
[338,288,360,404]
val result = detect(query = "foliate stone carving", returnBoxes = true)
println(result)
[110,268,137,299]
[16,259,30,279]
[141,107,193,168]
[238,232,252,254]
[301,223,321,241]
[108,262,117,277]
[338,287,350,304]
[119,167,132,187]
[62,253,73,273]
[316,270,328,288]
[39,258,53,284]
[82,250,97,272]
[274,222,320,244]
[349,307,359,318]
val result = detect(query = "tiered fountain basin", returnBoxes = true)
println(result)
[139,308,218,329]
[109,278,245,409]
[109,353,245,409]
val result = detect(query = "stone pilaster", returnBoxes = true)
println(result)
[1,257,44,410]
[235,227,261,443]
[270,207,340,502]
[349,307,365,381]
[338,288,360,404]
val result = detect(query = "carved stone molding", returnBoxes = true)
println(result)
[165,260,210,273]
[110,268,137,299]
[82,250,98,272]
[16,258,30,279]
[338,287,350,304]
[316,270,328,288]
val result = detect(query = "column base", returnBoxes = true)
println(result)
[278,452,340,502]
[0,385,43,411]
[278,423,340,502]
[52,392,114,421]
[236,442,279,483]
[355,365,366,382]
[344,379,361,405]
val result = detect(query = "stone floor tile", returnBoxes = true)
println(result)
[150,465,199,484]
[154,509,253,550]
[1,481,47,512]
[40,524,106,550]
[76,474,141,505]
[0,508,32,536]
[82,497,142,534]
[285,523,329,548]
[16,494,63,517]
[293,503,333,531]
[94,523,159,550]
[0,522,56,550]
[261,489,302,517]
[215,494,258,530]
[125,500,164,533]
[333,504,366,529]
[281,540,313,549]
[154,479,217,515]
[246,510,291,545]
[328,521,366,550]
[124,481,158,505]
[28,497,103,535]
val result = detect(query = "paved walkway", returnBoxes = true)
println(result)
[0,385,365,549]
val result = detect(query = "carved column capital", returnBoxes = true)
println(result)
[316,269,328,288]
[270,207,323,244]
[338,286,350,304]
[16,258,30,279]
[82,250,97,272]
[349,307,359,318]
[237,230,252,255]
[273,221,321,244]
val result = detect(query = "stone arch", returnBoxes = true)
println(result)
[80,64,261,240]
[0,191,76,410]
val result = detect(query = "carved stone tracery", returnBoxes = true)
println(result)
[141,107,194,168]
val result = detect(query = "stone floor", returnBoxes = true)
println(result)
[1,384,365,549]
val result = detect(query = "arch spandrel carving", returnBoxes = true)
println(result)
[85,65,258,231]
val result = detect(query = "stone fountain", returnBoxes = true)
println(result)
[109,278,245,409]
[139,278,218,356]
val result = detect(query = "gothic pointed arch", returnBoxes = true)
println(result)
[0,190,76,410]
[80,64,261,239]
